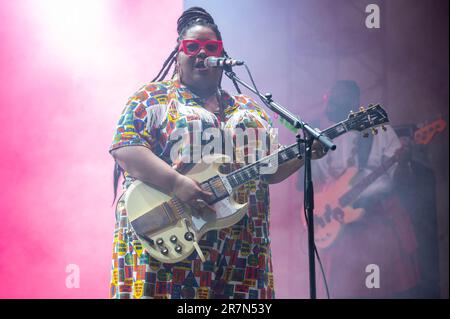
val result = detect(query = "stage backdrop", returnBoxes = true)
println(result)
[0,0,181,298]
[0,0,447,298]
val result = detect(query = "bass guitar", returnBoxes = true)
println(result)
[314,116,446,248]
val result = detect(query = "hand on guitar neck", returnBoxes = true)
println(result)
[266,140,328,184]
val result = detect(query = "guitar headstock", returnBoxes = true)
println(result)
[414,118,447,145]
[345,104,389,137]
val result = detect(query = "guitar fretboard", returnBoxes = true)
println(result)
[198,104,388,199]
[225,121,350,189]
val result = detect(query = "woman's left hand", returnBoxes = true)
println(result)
[311,140,329,160]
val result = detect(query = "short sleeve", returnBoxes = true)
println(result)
[109,97,152,153]
[109,81,171,153]
[227,95,273,128]
[224,95,280,164]
[359,125,402,200]
[367,125,402,168]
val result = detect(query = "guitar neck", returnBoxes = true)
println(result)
[339,151,401,207]
[225,120,352,189]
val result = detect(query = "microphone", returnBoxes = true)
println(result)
[203,57,245,68]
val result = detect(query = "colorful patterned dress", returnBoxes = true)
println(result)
[109,78,276,299]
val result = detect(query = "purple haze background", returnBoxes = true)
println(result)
[0,0,447,298]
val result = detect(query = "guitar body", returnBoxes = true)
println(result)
[122,154,247,263]
[313,167,364,249]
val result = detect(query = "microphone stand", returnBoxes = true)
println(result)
[224,68,336,299]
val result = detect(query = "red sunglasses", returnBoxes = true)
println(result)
[178,39,223,57]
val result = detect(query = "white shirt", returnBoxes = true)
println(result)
[313,125,402,201]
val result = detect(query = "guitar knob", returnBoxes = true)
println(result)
[175,245,182,253]
[160,247,169,255]
[381,125,387,131]
[362,132,369,138]
[371,128,378,135]
[170,235,178,244]
[184,232,194,241]
[156,238,164,245]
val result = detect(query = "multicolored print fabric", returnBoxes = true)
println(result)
[109,78,276,299]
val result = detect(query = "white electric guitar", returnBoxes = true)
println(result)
[119,104,389,263]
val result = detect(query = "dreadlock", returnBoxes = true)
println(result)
[174,7,240,91]
[152,7,225,82]
[113,7,238,204]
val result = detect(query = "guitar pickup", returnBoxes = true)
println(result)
[203,177,230,199]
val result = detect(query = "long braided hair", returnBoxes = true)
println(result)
[152,7,228,82]
[112,7,229,203]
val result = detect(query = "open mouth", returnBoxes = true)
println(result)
[194,60,208,71]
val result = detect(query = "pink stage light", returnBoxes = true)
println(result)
[0,0,181,298]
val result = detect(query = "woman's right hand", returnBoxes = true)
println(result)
[111,146,215,213]
[172,174,215,213]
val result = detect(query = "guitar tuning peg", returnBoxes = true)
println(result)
[381,125,387,131]
[362,132,369,138]
[349,110,354,118]
[371,128,378,135]
[359,106,365,112]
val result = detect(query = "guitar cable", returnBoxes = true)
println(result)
[303,208,331,299]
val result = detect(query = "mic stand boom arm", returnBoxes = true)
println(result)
[224,70,336,299]
[224,70,336,151]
